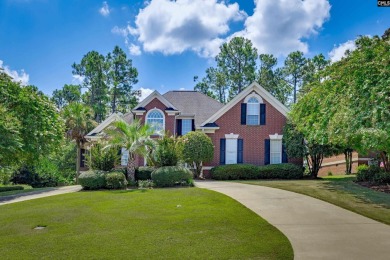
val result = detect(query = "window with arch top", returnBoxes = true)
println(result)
[146,109,164,134]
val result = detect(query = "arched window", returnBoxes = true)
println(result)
[246,97,259,125]
[146,109,164,134]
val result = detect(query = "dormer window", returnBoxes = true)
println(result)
[241,93,266,126]
[146,109,164,134]
[247,97,260,125]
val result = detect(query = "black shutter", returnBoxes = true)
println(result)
[237,139,244,164]
[260,104,266,125]
[220,139,226,165]
[264,139,270,165]
[282,144,288,163]
[192,119,195,131]
[177,119,182,136]
[241,103,247,125]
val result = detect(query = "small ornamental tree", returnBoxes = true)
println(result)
[179,131,214,178]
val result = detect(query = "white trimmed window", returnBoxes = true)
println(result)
[146,109,164,134]
[270,140,282,164]
[247,97,260,125]
[182,119,192,135]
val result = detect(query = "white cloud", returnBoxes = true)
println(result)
[138,87,154,101]
[236,0,331,56]
[0,60,29,85]
[114,0,246,57]
[328,40,357,63]
[128,43,142,56]
[99,1,110,17]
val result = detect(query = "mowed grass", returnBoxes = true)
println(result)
[0,188,292,259]
[239,176,390,225]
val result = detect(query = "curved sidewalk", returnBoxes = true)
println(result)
[0,185,82,206]
[196,181,390,260]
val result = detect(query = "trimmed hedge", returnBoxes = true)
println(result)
[79,171,106,190]
[135,167,155,180]
[105,172,128,189]
[356,165,390,184]
[211,163,303,180]
[151,166,193,187]
[0,186,24,192]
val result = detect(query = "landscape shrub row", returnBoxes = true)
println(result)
[151,166,193,187]
[0,186,24,192]
[211,163,303,180]
[79,171,127,190]
[356,165,390,184]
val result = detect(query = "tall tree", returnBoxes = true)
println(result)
[216,37,258,100]
[194,67,227,103]
[0,104,22,167]
[0,74,64,166]
[63,103,97,183]
[283,51,306,103]
[301,54,329,93]
[105,119,155,181]
[72,51,109,122]
[257,54,291,105]
[106,46,139,113]
[51,84,81,109]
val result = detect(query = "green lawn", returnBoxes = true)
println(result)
[239,176,390,225]
[0,188,292,259]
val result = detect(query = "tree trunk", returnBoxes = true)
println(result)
[76,145,81,184]
[380,151,389,172]
[344,148,353,174]
[127,154,136,182]
[193,161,202,179]
[310,152,323,178]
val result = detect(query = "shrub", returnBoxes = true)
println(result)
[257,164,303,179]
[211,163,303,180]
[356,165,389,184]
[0,186,24,192]
[0,167,13,185]
[138,180,155,189]
[153,134,179,167]
[79,171,106,190]
[105,171,127,189]
[87,143,119,172]
[135,167,155,180]
[11,164,60,188]
[211,164,259,180]
[151,166,193,187]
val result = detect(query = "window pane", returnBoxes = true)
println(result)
[270,140,282,164]
[247,115,259,125]
[182,119,192,135]
[247,97,259,103]
[247,104,259,115]
[147,110,164,133]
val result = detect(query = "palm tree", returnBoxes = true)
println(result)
[105,119,155,181]
[63,103,97,183]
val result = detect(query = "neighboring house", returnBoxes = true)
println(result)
[318,152,376,176]
[131,82,302,177]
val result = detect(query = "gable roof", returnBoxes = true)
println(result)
[163,90,224,128]
[201,82,289,126]
[86,112,133,139]
[133,90,177,111]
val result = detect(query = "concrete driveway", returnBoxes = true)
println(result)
[0,185,82,206]
[196,181,390,260]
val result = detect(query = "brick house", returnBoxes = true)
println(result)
[128,82,302,177]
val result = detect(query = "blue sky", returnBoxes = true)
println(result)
[0,0,389,99]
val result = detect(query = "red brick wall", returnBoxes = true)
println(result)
[134,98,176,167]
[205,95,302,167]
[318,151,359,176]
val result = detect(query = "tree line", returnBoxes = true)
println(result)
[194,37,329,106]
[52,46,139,123]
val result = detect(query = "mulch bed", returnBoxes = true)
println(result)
[357,182,390,194]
